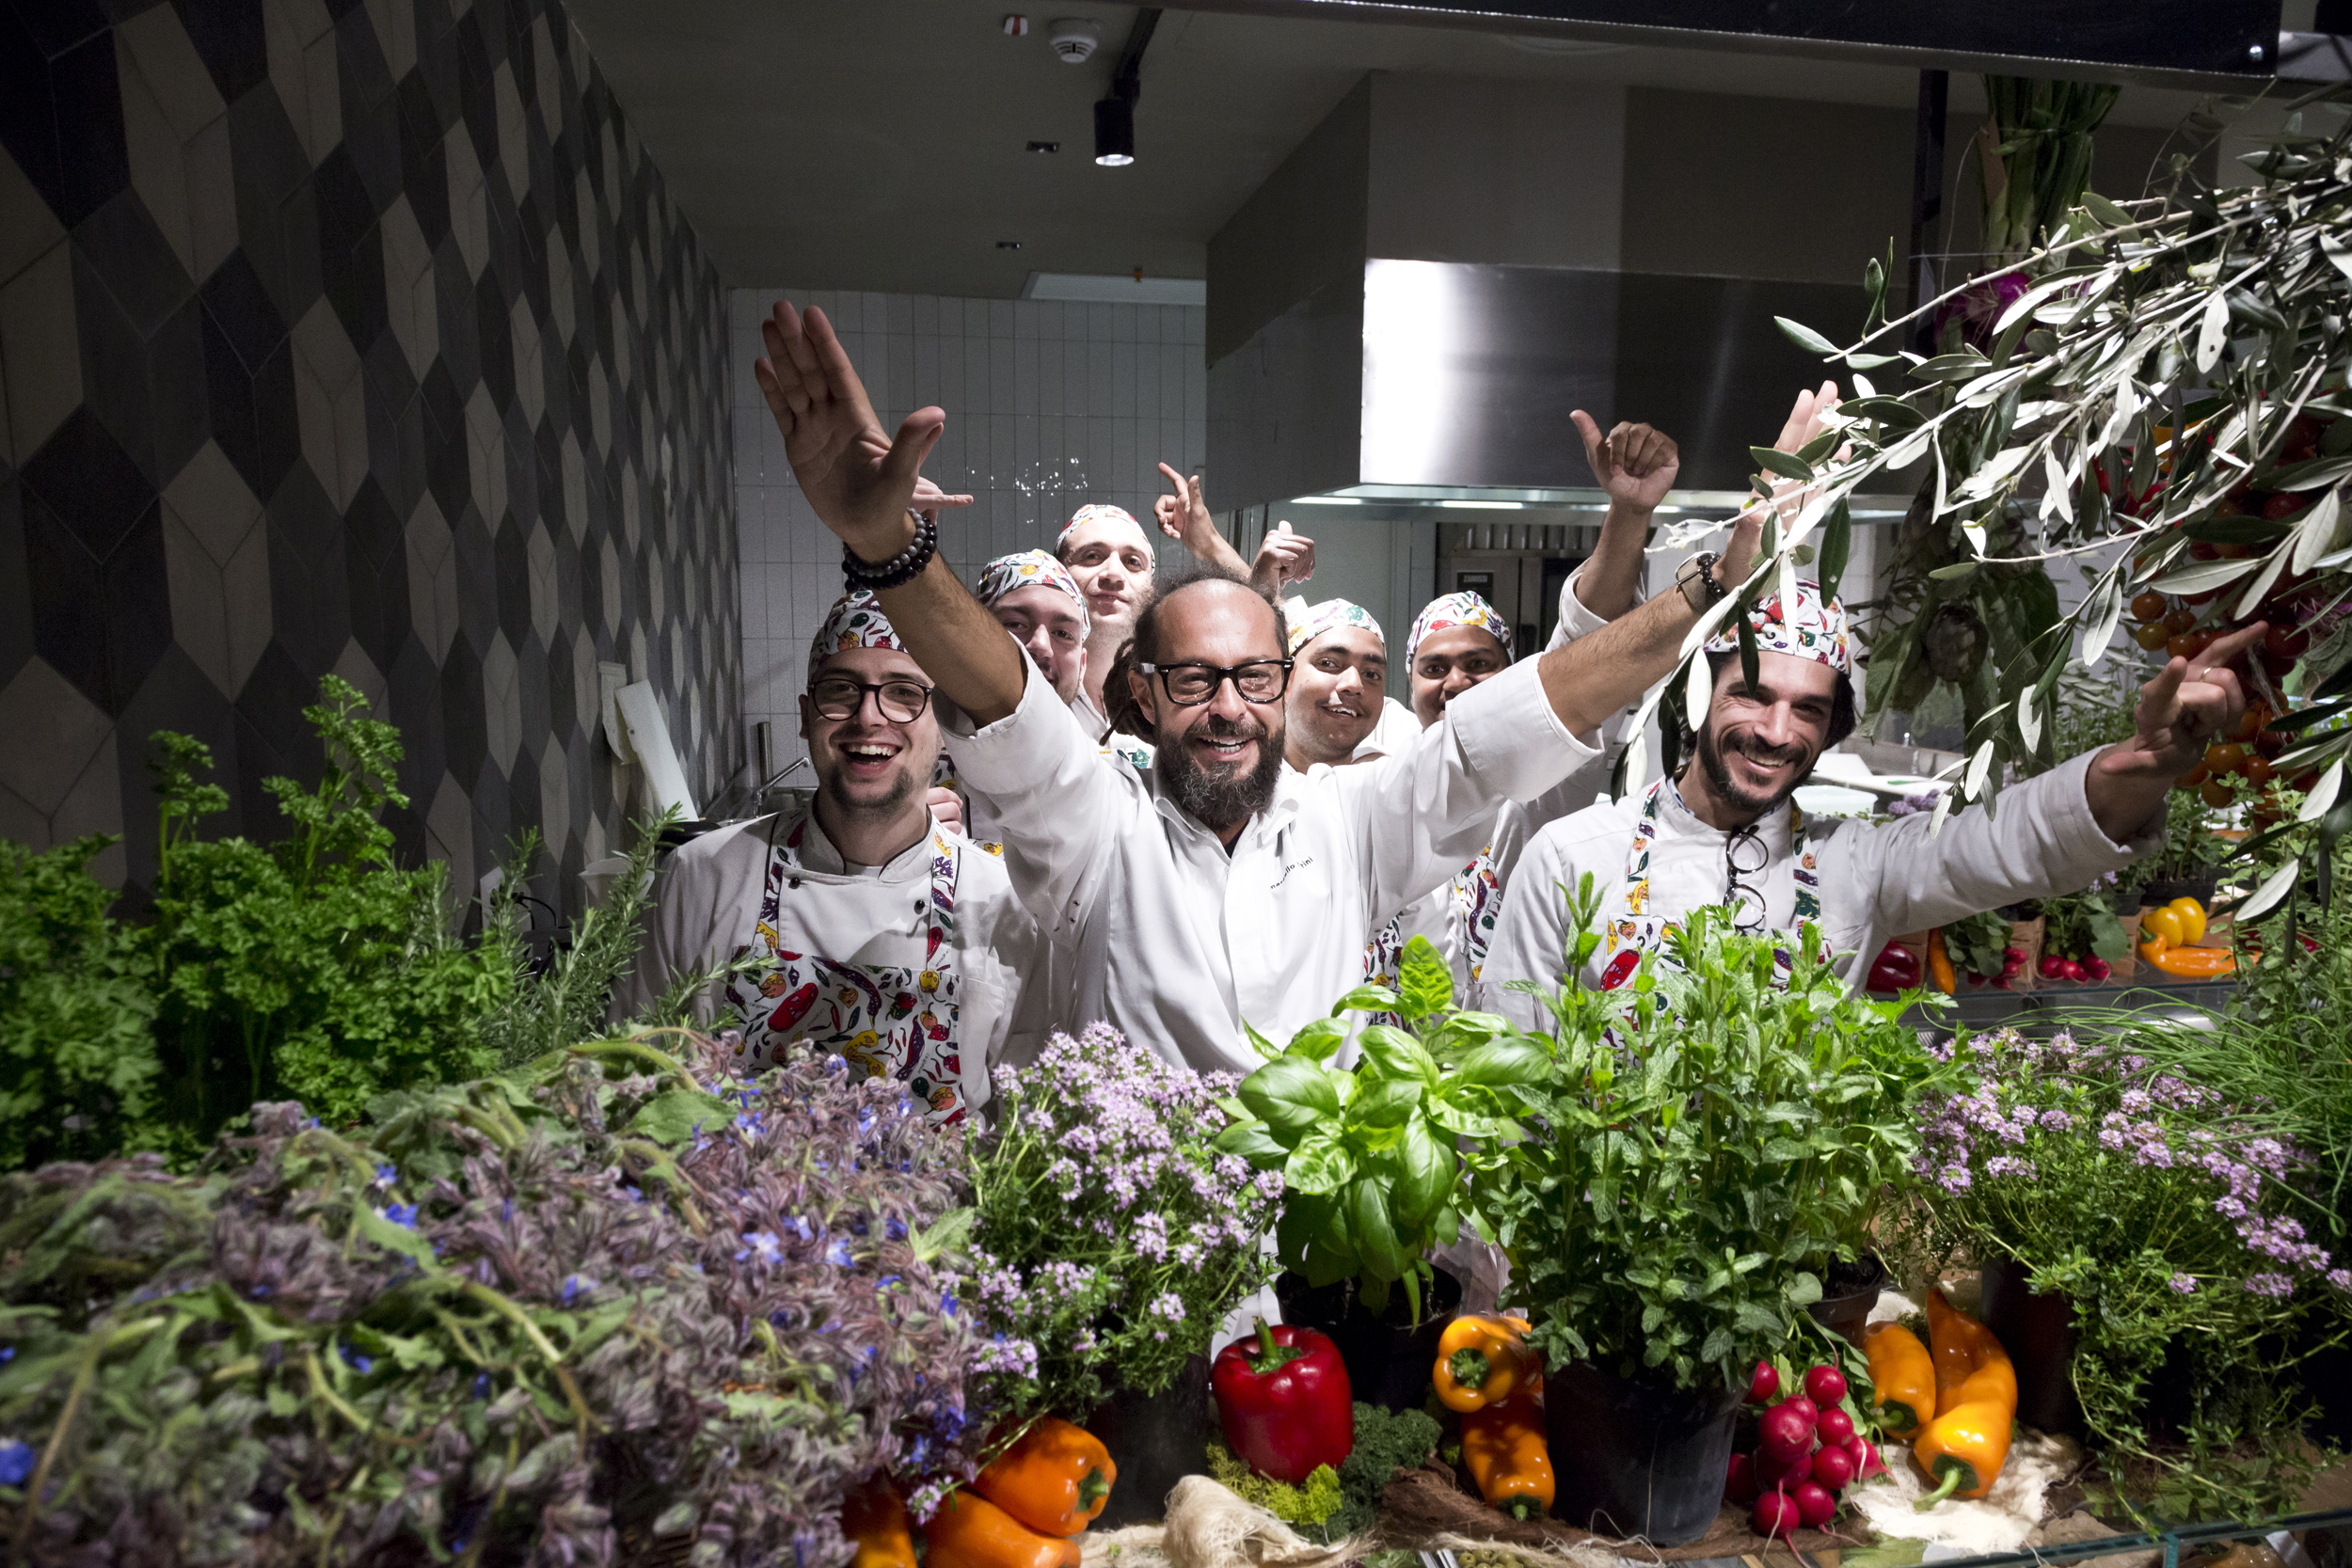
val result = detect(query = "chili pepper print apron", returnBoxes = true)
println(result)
[722,814,970,1125]
[1598,781,1824,990]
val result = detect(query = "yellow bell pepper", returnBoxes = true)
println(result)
[2167,897,2207,945]
[2141,907,2186,948]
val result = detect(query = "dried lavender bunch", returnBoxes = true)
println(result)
[0,1033,978,1566]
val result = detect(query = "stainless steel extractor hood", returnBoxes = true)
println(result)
[1209,256,1915,513]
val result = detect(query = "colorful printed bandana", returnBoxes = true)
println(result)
[1405,592,1513,667]
[1701,580,1851,673]
[806,589,907,687]
[1054,502,1152,557]
[1284,597,1384,657]
[974,550,1090,641]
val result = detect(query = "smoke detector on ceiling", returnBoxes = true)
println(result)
[1047,18,1102,62]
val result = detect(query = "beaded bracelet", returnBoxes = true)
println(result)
[842,510,936,591]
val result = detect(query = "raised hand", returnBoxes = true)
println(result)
[1153,462,1211,545]
[1770,380,1844,460]
[1572,412,1679,512]
[755,301,947,561]
[2105,624,2264,779]
[913,474,976,523]
[1251,521,1316,594]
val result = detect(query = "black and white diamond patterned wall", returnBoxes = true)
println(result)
[0,0,739,915]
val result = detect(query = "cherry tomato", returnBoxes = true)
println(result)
[2262,647,2299,679]
[2131,592,2169,623]
[2134,622,2172,650]
[2265,624,2312,658]
[2245,756,2276,788]
[2188,540,2221,561]
[2235,705,2270,741]
[2163,607,2198,635]
[2265,491,2308,521]
[2206,741,2249,775]
[2176,763,2211,788]
[2201,778,2235,808]
[2254,730,2288,761]
[2215,541,2256,559]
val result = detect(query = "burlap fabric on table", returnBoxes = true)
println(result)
[1381,1461,1867,1560]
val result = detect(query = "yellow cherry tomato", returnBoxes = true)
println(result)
[2142,907,2187,948]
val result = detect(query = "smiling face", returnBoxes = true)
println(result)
[1408,625,1510,727]
[1060,516,1157,645]
[1129,578,1289,836]
[1285,626,1386,768]
[1692,649,1839,820]
[989,583,1089,704]
[799,645,942,827]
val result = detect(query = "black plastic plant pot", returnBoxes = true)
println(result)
[1978,1257,2084,1437]
[1085,1354,1212,1528]
[1806,1252,1892,1348]
[1272,1267,1464,1414]
[1543,1359,1742,1546]
[2139,874,2218,913]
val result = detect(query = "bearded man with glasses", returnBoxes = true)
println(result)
[754,296,1776,1073]
[615,589,1043,1124]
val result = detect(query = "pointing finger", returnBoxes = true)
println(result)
[1570,410,1611,481]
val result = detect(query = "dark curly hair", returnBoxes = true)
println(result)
[1692,650,1858,749]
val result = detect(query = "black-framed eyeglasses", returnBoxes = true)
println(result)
[808,676,934,723]
[1136,659,1293,706]
[1724,823,1770,934]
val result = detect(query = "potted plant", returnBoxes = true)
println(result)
[1467,878,1945,1544]
[1213,935,1548,1410]
[1899,1023,2344,1523]
[961,1023,1281,1527]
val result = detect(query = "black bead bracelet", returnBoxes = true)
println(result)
[842,510,937,591]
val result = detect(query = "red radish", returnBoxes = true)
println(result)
[1792,1481,1837,1528]
[1726,1451,1758,1505]
[1776,1394,1820,1428]
[1748,1361,1780,1404]
[1811,1443,1856,1491]
[2038,954,2065,980]
[2059,958,2086,983]
[1850,1437,1885,1478]
[1753,1492,1802,1540]
[1756,1448,1813,1490]
[1757,1401,1816,1463]
[2004,945,2026,963]
[1817,1407,1855,1445]
[2084,957,2113,983]
[1803,1366,1849,1407]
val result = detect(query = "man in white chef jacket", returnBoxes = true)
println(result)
[751,297,1772,1073]
[1279,599,1395,770]
[1483,583,2263,1025]
[617,590,1042,1124]
[1370,415,1678,993]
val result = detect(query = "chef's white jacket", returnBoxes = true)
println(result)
[613,812,1045,1113]
[1481,751,2159,1029]
[942,655,1599,1074]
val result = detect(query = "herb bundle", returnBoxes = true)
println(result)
[0,1035,979,1565]
[962,1024,1280,1433]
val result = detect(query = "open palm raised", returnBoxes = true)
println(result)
[754,301,972,561]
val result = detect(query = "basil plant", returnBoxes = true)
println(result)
[1212,935,1548,1323]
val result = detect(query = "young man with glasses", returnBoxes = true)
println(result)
[1481,580,2263,1022]
[617,590,1042,1124]
[753,296,1774,1073]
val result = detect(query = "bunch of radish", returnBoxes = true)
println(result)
[2036,952,2111,986]
[1965,944,2030,989]
[1724,1362,1887,1539]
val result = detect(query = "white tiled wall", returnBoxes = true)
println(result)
[729,288,1208,772]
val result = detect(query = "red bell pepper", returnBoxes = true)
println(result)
[1865,942,1921,994]
[1210,1319,1353,1483]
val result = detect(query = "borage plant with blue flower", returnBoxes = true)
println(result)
[962,1023,1281,1435]
[1896,1026,2350,1521]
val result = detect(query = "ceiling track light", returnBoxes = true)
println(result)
[1093,8,1158,166]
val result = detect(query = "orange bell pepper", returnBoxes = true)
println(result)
[924,1491,1082,1568]
[973,1417,1116,1536]
[2138,938,2234,979]
[842,1474,917,1568]
[1862,1322,1936,1436]
[1914,1289,2017,1507]
[1461,1389,1553,1520]
[1434,1313,1540,1413]
[1928,929,1958,994]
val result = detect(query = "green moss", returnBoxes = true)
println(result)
[1205,1401,1440,1542]
[1204,1441,1343,1525]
